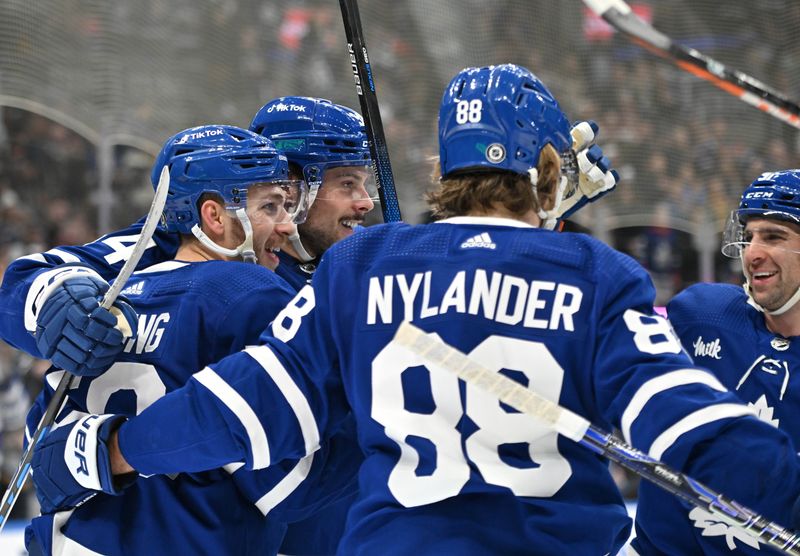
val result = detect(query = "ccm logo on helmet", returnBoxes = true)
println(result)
[744,192,774,199]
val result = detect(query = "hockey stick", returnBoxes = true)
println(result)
[582,0,800,130]
[338,0,402,222]
[0,166,170,531]
[393,321,800,556]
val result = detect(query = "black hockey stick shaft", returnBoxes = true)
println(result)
[0,166,170,531]
[582,0,800,130]
[394,321,800,555]
[338,0,402,222]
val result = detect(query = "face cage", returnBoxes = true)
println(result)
[303,160,379,204]
[721,208,800,259]
[223,179,311,225]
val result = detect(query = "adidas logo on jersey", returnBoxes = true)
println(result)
[121,281,144,296]
[460,233,496,250]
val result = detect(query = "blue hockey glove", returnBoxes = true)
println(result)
[32,266,138,377]
[32,414,134,513]
[557,120,620,220]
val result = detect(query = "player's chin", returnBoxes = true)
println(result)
[259,249,280,271]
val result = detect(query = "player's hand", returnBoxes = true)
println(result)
[33,266,138,377]
[32,414,134,513]
[557,120,620,220]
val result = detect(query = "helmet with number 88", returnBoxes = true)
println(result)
[438,64,572,179]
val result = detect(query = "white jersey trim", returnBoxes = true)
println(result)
[194,367,271,469]
[435,215,535,228]
[649,403,757,460]
[51,508,106,555]
[621,369,726,444]
[255,453,315,516]
[244,345,321,457]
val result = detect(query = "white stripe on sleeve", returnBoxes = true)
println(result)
[621,369,727,444]
[244,345,321,456]
[194,367,271,469]
[255,453,315,516]
[649,403,757,460]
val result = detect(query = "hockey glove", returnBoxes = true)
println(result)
[32,265,138,377]
[557,120,620,220]
[32,414,135,513]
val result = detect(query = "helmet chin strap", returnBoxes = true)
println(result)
[529,168,567,230]
[740,258,800,316]
[287,224,315,262]
[285,184,319,263]
[743,281,800,316]
[191,208,257,263]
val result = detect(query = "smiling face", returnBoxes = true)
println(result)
[297,165,375,258]
[227,183,297,270]
[742,217,800,311]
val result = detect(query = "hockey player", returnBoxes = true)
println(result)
[632,169,800,555]
[20,125,325,555]
[0,98,378,556]
[29,63,800,555]
[249,96,377,290]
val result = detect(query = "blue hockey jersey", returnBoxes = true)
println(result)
[0,218,178,356]
[24,259,344,555]
[0,220,357,555]
[633,282,800,555]
[116,217,800,555]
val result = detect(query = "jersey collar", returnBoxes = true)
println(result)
[434,216,535,228]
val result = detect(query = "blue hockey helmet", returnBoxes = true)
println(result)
[249,96,371,191]
[438,64,572,179]
[151,125,308,235]
[722,169,800,258]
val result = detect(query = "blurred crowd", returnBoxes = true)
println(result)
[1,0,800,513]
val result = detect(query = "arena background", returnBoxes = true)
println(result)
[0,0,798,550]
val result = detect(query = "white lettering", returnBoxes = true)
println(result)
[367,276,393,325]
[365,270,584,333]
[693,336,722,359]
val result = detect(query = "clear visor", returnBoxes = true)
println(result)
[722,209,800,258]
[305,162,379,204]
[226,179,310,225]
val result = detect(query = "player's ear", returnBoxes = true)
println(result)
[198,198,227,237]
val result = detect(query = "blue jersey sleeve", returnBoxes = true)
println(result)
[118,278,349,477]
[0,219,178,355]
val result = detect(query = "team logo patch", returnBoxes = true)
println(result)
[485,143,506,163]
[689,507,760,551]
[771,337,791,351]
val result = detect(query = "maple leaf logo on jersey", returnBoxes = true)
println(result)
[689,507,760,551]
[748,394,779,427]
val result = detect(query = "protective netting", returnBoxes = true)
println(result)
[1,0,799,296]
